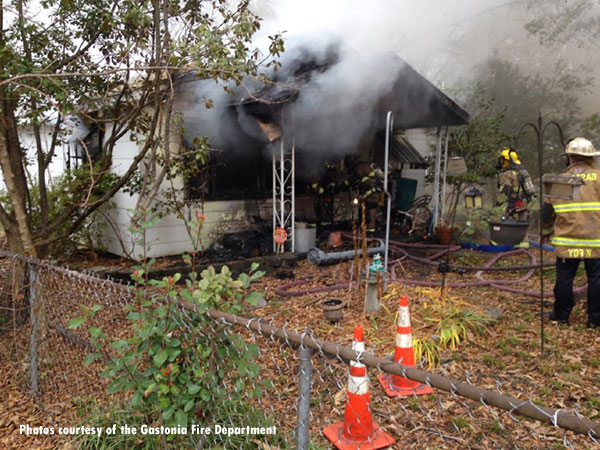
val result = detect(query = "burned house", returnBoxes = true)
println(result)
[97,40,469,258]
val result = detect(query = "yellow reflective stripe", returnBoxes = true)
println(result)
[552,237,600,247]
[554,202,600,213]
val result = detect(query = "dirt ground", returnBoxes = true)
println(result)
[1,247,599,449]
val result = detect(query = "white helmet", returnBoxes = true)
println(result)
[565,137,600,156]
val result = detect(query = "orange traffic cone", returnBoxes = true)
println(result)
[323,326,395,450]
[379,295,433,397]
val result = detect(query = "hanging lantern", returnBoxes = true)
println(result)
[464,187,483,209]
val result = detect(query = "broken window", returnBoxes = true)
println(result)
[187,144,272,201]
[66,124,103,170]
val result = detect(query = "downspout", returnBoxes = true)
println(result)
[291,126,296,252]
[384,112,393,276]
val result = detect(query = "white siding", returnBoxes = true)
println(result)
[403,128,433,199]
[0,125,68,191]
[97,196,273,259]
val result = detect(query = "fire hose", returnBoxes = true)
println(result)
[275,236,587,298]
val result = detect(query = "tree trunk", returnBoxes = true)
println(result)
[0,115,47,341]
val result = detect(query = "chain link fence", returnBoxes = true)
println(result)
[1,251,599,449]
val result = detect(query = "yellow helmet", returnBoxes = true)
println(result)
[500,148,521,165]
[564,137,600,156]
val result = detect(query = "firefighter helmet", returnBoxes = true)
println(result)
[564,137,600,156]
[500,148,521,165]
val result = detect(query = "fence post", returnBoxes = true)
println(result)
[296,343,313,450]
[29,262,40,397]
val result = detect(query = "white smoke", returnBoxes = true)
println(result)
[178,0,600,175]
[251,0,519,83]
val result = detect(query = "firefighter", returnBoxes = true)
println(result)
[496,147,536,221]
[348,159,384,233]
[543,137,600,329]
[308,162,338,230]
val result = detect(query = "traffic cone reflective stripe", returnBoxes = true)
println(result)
[323,326,395,449]
[379,295,433,397]
[393,325,416,367]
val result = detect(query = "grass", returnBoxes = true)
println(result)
[482,354,504,368]
[561,372,584,385]
[588,396,600,409]
[488,420,505,436]
[494,340,511,356]
[588,357,600,368]
[507,335,520,347]
[408,397,421,412]
[453,415,471,431]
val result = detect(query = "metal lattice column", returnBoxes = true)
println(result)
[272,137,295,253]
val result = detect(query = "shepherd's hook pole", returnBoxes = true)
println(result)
[515,113,565,358]
[537,113,545,357]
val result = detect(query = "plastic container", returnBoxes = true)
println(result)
[488,220,530,246]
[295,223,317,253]
[461,242,514,252]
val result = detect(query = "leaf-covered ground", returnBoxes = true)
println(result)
[1,248,599,449]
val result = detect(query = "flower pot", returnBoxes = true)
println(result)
[488,220,530,246]
[435,226,455,245]
[321,299,345,323]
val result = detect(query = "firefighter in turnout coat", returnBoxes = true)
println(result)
[543,137,600,329]
[496,148,536,221]
[349,160,384,233]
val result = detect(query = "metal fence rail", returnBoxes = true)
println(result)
[0,251,599,449]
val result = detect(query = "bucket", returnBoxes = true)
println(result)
[295,223,317,252]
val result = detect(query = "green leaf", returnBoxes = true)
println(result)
[67,317,85,329]
[175,409,188,428]
[167,348,181,360]
[159,396,170,409]
[247,362,260,378]
[167,338,181,347]
[162,405,175,421]
[90,304,102,313]
[131,391,143,406]
[253,386,263,398]
[107,376,127,394]
[83,353,102,365]
[89,326,102,338]
[153,349,168,367]
[127,312,141,321]
[110,339,129,350]
[144,382,156,398]
[245,291,263,306]
[187,383,201,395]
[184,399,195,412]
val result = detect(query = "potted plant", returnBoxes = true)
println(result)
[460,203,506,246]
[435,220,456,245]
[460,195,537,247]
